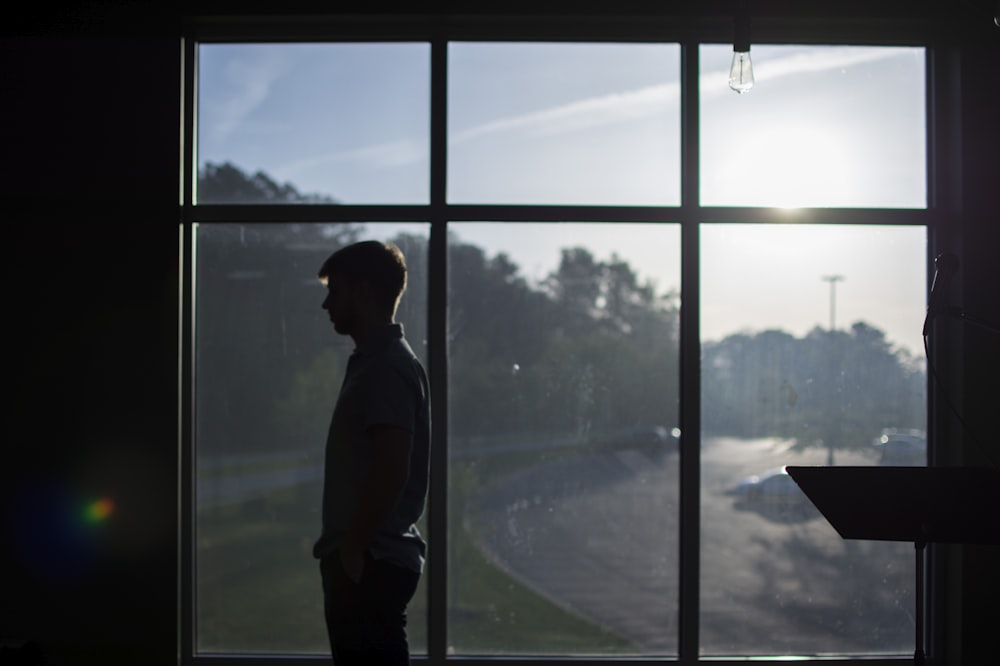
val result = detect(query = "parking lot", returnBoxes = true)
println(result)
[475,436,915,655]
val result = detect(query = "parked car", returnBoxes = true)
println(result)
[595,424,680,455]
[729,465,820,523]
[873,428,926,466]
[731,466,803,504]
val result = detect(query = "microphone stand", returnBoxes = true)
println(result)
[918,256,1000,664]
[915,539,926,666]
[948,308,1000,335]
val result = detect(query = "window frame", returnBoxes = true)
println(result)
[180,13,944,666]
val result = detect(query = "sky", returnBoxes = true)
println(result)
[197,42,928,355]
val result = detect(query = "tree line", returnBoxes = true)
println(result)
[195,162,924,462]
[703,326,925,462]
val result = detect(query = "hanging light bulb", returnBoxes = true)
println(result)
[729,1,754,94]
[729,50,754,94]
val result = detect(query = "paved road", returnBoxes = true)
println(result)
[472,437,915,656]
[197,450,322,508]
[475,447,680,653]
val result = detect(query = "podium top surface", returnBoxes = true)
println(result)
[786,466,1000,545]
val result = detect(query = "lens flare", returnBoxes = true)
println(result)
[84,497,115,523]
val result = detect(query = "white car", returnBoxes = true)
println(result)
[873,428,926,466]
[732,466,803,504]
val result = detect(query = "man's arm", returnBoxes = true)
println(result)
[340,425,412,582]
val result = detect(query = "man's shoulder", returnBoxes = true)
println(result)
[367,337,426,385]
[382,335,424,369]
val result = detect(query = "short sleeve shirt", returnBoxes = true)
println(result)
[313,324,431,573]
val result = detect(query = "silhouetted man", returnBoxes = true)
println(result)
[313,241,430,665]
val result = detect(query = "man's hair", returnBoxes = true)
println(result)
[318,241,408,316]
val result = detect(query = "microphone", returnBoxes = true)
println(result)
[922,252,959,336]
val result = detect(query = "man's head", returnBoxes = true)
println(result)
[318,241,408,336]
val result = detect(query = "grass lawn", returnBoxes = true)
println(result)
[195,469,633,656]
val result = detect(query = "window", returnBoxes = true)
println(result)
[699,45,925,208]
[197,43,430,204]
[700,224,926,656]
[447,222,680,655]
[193,222,429,654]
[448,43,681,205]
[183,24,930,664]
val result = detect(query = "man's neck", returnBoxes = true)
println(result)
[350,317,394,348]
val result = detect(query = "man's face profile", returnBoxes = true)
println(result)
[321,276,356,336]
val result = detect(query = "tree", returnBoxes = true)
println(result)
[448,244,680,447]
[195,165,687,457]
[194,162,360,454]
[701,323,926,460]
[196,222,362,454]
[198,161,338,204]
[448,240,560,441]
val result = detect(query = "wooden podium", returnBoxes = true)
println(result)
[786,466,1000,665]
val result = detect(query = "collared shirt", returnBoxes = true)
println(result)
[313,323,431,573]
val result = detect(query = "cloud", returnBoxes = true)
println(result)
[700,45,909,99]
[450,46,909,144]
[278,138,428,176]
[203,50,291,142]
[451,82,681,143]
[269,46,909,175]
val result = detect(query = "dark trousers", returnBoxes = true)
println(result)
[320,550,420,666]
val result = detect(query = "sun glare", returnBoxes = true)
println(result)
[730,124,853,209]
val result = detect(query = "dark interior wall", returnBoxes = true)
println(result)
[2,22,181,666]
[952,30,1000,666]
[958,37,1000,464]
[1,3,997,666]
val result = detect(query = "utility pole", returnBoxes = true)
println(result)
[821,275,844,331]
[820,274,845,467]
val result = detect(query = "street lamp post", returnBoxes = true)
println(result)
[820,274,845,466]
[821,275,844,331]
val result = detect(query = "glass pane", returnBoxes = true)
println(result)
[449,43,681,205]
[194,222,429,654]
[700,224,927,656]
[447,222,681,655]
[700,45,926,208]
[197,43,429,204]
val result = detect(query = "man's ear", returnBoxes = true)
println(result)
[355,280,380,312]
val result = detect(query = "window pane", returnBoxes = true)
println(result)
[700,45,926,208]
[194,222,429,654]
[700,224,927,655]
[449,43,681,205]
[447,223,681,655]
[197,43,429,204]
